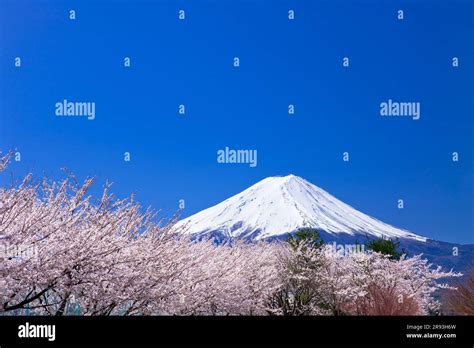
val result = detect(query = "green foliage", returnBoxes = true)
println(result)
[287,228,324,250]
[366,236,406,260]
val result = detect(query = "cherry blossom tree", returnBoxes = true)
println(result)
[0,156,281,315]
[0,153,461,316]
[269,241,461,316]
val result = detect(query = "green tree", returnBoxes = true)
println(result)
[287,228,324,250]
[366,236,406,260]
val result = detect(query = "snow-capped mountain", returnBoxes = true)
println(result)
[174,174,426,242]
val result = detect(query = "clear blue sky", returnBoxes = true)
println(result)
[0,0,472,244]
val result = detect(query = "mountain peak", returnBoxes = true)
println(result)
[174,175,426,242]
[269,174,297,179]
[261,174,298,181]
[256,174,312,188]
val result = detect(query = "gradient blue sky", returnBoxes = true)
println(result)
[0,0,472,243]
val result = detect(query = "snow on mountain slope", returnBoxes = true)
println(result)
[174,175,427,242]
